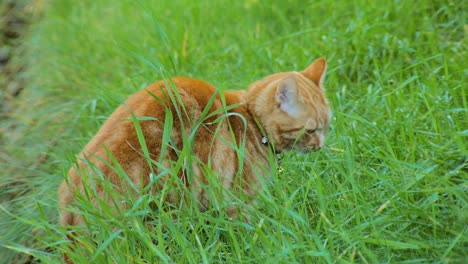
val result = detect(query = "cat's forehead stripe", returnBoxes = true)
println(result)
[293,72,314,85]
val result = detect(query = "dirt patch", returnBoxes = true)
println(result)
[0,0,31,116]
[0,0,43,158]
[0,1,42,263]
[0,0,32,201]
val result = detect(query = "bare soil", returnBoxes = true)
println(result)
[0,1,40,263]
[0,0,30,117]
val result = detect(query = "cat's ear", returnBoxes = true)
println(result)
[276,76,300,117]
[302,57,327,87]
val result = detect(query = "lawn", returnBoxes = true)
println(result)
[0,0,466,263]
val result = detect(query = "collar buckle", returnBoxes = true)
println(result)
[276,153,284,174]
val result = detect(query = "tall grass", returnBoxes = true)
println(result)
[0,0,466,263]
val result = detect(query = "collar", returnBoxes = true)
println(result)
[260,135,274,151]
[261,136,284,174]
[250,114,281,154]
[248,109,284,174]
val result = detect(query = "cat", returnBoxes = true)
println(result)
[58,57,330,230]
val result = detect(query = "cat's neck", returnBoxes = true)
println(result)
[244,82,277,142]
[224,89,274,154]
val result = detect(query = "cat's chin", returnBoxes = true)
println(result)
[296,147,320,154]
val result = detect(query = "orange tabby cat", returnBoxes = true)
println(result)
[58,57,330,229]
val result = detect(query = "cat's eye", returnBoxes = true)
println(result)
[306,129,316,135]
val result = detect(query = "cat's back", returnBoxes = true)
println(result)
[115,77,220,118]
[79,77,243,159]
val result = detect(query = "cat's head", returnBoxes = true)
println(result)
[248,58,330,153]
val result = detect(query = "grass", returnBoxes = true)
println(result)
[0,0,466,263]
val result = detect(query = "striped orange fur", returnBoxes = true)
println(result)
[58,57,330,228]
